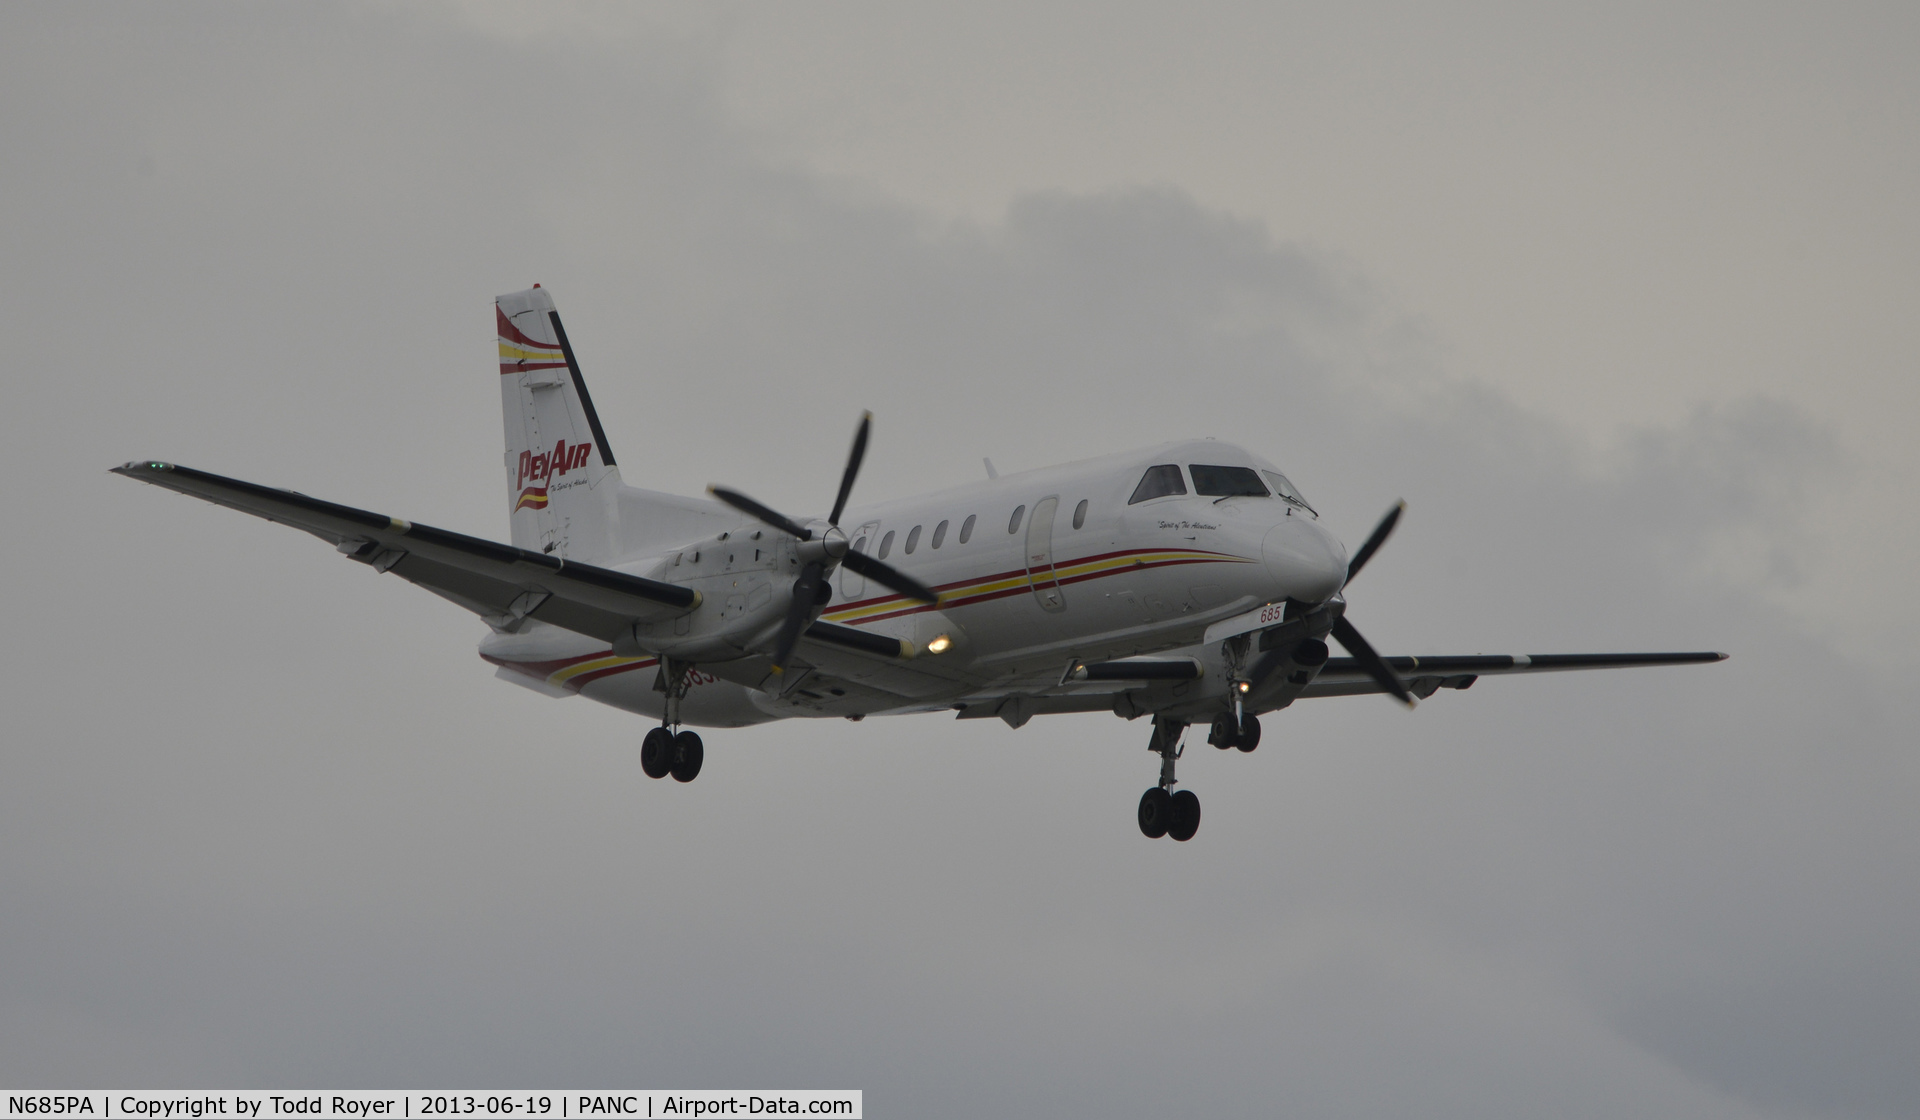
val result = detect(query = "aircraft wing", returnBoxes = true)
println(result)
[112,461,698,640]
[1301,651,1727,700]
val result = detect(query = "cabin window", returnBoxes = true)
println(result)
[905,525,922,554]
[1189,464,1268,498]
[1261,470,1316,513]
[1008,505,1026,534]
[931,520,949,549]
[959,514,976,544]
[878,530,896,559]
[1128,464,1187,504]
[852,535,868,555]
[1072,499,1088,529]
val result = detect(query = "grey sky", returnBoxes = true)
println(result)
[3,5,1915,1117]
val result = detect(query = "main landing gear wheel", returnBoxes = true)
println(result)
[1138,787,1172,839]
[640,727,674,779]
[1167,789,1201,841]
[670,730,705,782]
[1235,714,1262,753]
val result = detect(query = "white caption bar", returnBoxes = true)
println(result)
[2,1095,860,1120]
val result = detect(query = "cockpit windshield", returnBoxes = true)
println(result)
[1128,464,1187,504]
[1261,469,1315,513]
[1189,464,1268,499]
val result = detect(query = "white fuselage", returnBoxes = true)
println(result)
[481,438,1348,728]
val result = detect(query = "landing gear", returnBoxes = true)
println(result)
[642,725,705,781]
[1138,787,1172,838]
[1207,711,1262,752]
[1138,715,1201,841]
[642,659,705,783]
[1167,789,1201,842]
[669,730,704,782]
[640,726,674,779]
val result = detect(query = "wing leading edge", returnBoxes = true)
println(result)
[112,461,698,640]
[1303,650,1727,700]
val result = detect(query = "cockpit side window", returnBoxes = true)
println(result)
[1128,464,1187,504]
[1261,470,1316,513]
[1190,464,1268,498]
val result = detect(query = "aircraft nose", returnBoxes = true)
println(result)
[1261,518,1348,603]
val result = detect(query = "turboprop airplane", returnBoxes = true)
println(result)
[115,285,1726,841]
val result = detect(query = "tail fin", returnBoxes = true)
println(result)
[497,286,622,561]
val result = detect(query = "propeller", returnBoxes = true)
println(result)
[1329,501,1415,708]
[1344,499,1404,584]
[709,412,939,671]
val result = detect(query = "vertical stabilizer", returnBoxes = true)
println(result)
[497,287,622,561]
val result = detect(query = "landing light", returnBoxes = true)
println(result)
[1236,680,1251,693]
[927,634,952,654]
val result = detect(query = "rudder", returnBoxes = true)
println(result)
[497,286,622,561]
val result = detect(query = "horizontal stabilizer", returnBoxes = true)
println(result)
[112,461,698,642]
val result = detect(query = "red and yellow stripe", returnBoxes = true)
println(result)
[483,649,658,692]
[497,305,567,375]
[824,546,1254,625]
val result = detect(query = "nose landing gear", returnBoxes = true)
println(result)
[1139,715,1201,841]
[1208,711,1262,752]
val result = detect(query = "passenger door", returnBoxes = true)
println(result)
[1025,496,1066,612]
[840,521,880,600]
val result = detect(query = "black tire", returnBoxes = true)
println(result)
[1167,789,1201,841]
[1209,713,1236,749]
[1235,714,1262,753]
[1137,787,1172,839]
[670,730,704,782]
[640,727,674,779]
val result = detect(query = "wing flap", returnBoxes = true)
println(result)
[114,461,699,639]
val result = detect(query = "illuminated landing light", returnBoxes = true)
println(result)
[927,634,952,654]
[1235,680,1251,693]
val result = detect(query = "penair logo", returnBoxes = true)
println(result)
[515,439,593,512]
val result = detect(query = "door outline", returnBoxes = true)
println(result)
[1025,496,1066,612]
[840,520,881,600]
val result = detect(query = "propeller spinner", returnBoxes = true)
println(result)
[709,412,939,672]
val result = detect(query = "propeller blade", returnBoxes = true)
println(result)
[708,486,813,540]
[1329,615,1416,708]
[842,550,941,605]
[827,411,872,527]
[1345,500,1405,585]
[770,561,825,671]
